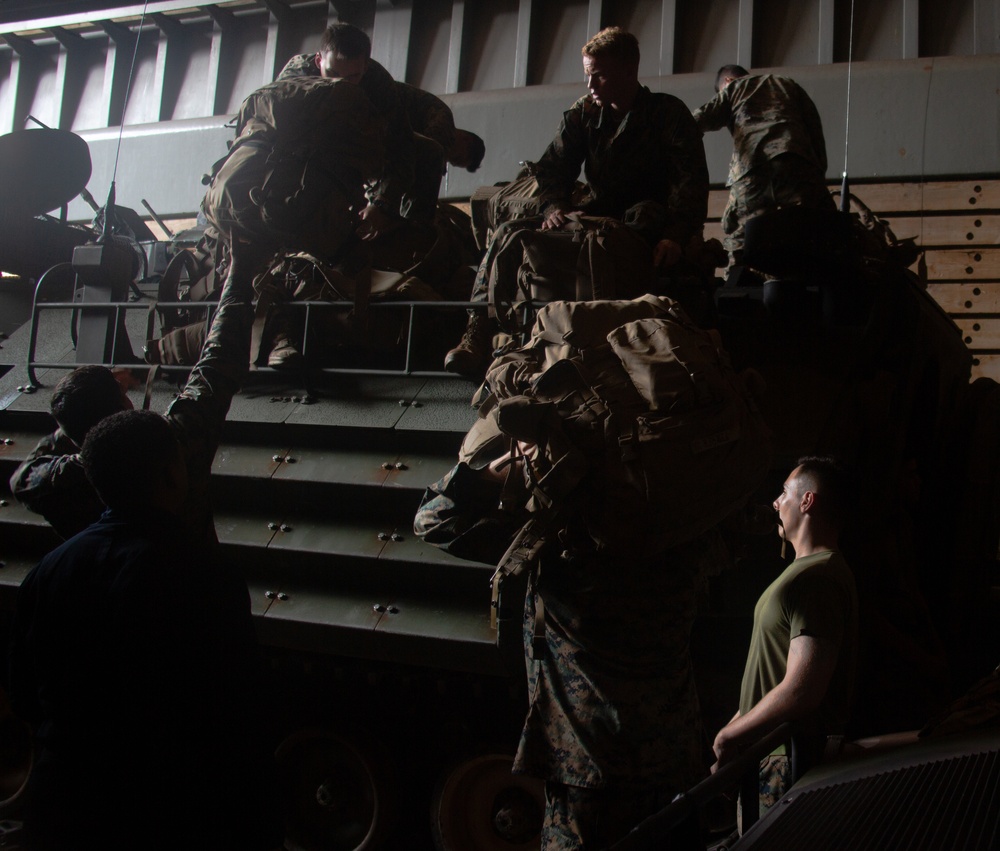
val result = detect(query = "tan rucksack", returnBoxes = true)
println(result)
[479,295,772,591]
[482,214,657,334]
[469,166,589,251]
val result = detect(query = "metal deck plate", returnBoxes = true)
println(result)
[270,446,393,487]
[397,376,479,435]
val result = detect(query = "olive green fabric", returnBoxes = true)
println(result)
[484,295,773,560]
[738,550,859,739]
[203,76,383,258]
[535,85,708,247]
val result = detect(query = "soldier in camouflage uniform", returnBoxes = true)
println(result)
[415,430,723,849]
[533,28,708,257]
[277,24,443,231]
[518,536,722,849]
[443,27,708,379]
[395,81,485,172]
[692,65,835,263]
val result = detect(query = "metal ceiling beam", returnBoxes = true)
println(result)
[0,33,40,55]
[658,0,676,76]
[205,7,227,115]
[258,0,290,22]
[587,0,602,39]
[263,5,284,85]
[513,0,532,88]
[902,0,918,59]
[817,0,834,65]
[45,26,89,50]
[444,0,465,94]
[99,19,135,41]
[372,0,412,83]
[0,1,227,36]
[151,11,185,39]
[200,5,236,29]
[974,0,999,56]
[736,0,754,70]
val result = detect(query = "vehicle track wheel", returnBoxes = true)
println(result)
[276,727,398,851]
[430,752,544,851]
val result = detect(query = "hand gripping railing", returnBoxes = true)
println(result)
[609,722,797,851]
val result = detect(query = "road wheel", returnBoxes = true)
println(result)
[276,726,398,851]
[430,751,544,851]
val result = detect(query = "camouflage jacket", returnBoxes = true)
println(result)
[534,85,709,246]
[396,81,455,157]
[165,248,255,548]
[692,73,829,186]
[513,533,725,790]
[277,53,415,216]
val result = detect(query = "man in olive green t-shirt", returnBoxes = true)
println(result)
[712,456,859,821]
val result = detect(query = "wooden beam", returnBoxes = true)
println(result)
[928,283,1000,314]
[708,189,729,220]
[923,248,1000,281]
[924,180,1000,212]
[704,221,724,243]
[658,0,676,76]
[884,214,1000,247]
[971,355,1000,382]
[445,0,465,94]
[513,0,532,88]
[841,180,1000,214]
[954,317,1000,349]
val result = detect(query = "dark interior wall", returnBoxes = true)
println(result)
[0,0,996,217]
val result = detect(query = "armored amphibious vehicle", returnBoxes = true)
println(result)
[1,1,999,848]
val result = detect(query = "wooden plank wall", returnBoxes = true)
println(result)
[706,180,1000,384]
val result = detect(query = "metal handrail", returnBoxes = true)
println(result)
[609,722,796,851]
[24,287,500,387]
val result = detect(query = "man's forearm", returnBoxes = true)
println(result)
[716,679,815,752]
[715,634,837,761]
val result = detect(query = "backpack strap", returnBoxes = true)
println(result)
[142,364,160,410]
[156,249,201,334]
[485,217,544,335]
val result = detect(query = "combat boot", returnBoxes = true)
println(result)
[443,312,493,380]
[267,336,305,370]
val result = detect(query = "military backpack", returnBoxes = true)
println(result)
[202,76,384,259]
[479,295,772,601]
